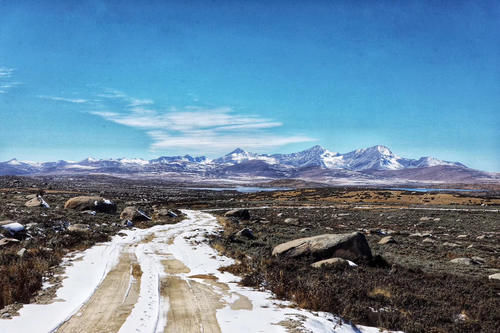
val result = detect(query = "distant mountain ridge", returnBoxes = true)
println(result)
[0,145,495,185]
[214,145,466,171]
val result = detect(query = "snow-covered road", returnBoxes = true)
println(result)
[0,210,388,333]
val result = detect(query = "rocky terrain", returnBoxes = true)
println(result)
[0,175,499,332]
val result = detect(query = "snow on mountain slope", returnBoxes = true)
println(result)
[0,145,471,177]
[213,148,278,165]
[339,145,406,171]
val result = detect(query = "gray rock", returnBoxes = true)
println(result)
[488,273,500,281]
[450,258,480,265]
[236,228,256,240]
[0,238,20,247]
[311,257,349,269]
[284,218,299,225]
[443,242,460,248]
[224,209,250,220]
[68,224,90,233]
[272,232,372,260]
[120,206,151,222]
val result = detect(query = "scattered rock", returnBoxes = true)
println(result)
[311,257,349,269]
[25,197,41,207]
[471,257,486,264]
[224,209,250,220]
[81,210,96,216]
[17,248,26,257]
[153,209,178,220]
[236,228,256,240]
[64,196,116,213]
[422,238,435,244]
[0,238,20,247]
[420,216,432,221]
[443,242,460,248]
[68,224,90,233]
[1,222,25,234]
[120,206,151,222]
[450,257,483,265]
[476,235,486,240]
[456,235,468,239]
[378,236,396,245]
[488,273,500,281]
[284,218,299,225]
[272,232,372,260]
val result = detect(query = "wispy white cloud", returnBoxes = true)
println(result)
[0,67,20,94]
[0,67,14,78]
[51,88,316,154]
[148,130,315,153]
[39,95,89,104]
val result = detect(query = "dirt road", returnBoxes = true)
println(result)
[1,210,378,333]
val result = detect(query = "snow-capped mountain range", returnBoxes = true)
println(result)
[213,145,465,170]
[1,145,495,184]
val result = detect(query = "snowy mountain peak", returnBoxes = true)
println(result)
[81,157,99,163]
[229,148,247,155]
[7,158,21,165]
[304,145,327,153]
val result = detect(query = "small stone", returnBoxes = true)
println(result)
[284,218,299,225]
[471,257,486,264]
[450,258,475,265]
[456,235,468,239]
[488,273,500,281]
[311,257,349,269]
[68,224,90,232]
[378,236,396,245]
[236,228,256,240]
[443,242,460,248]
[17,248,26,257]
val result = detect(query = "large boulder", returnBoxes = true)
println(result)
[120,206,151,222]
[64,196,116,213]
[272,232,372,260]
[224,209,250,220]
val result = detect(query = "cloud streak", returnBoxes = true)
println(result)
[0,67,20,94]
[50,89,316,154]
[39,95,89,104]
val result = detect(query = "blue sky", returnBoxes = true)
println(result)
[0,1,499,171]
